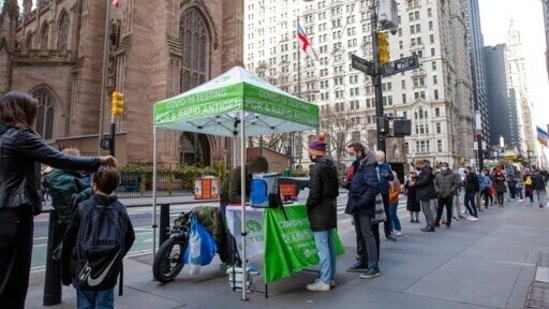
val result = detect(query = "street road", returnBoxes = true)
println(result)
[30,192,408,270]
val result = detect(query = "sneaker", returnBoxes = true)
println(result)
[360,267,381,279]
[386,234,398,241]
[306,279,330,291]
[246,264,260,275]
[395,230,403,236]
[346,262,368,272]
[469,217,479,221]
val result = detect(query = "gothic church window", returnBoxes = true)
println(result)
[40,23,49,50]
[25,33,34,51]
[58,12,70,54]
[179,8,210,92]
[32,89,55,140]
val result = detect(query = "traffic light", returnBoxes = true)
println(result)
[111,91,124,116]
[377,32,390,65]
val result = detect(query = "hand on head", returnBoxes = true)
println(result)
[99,155,118,168]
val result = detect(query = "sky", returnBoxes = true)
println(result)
[478,0,548,127]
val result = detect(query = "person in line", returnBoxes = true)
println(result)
[532,169,547,208]
[61,166,135,308]
[345,149,381,279]
[524,172,534,203]
[492,167,507,206]
[388,170,402,236]
[463,166,480,220]
[433,162,459,228]
[408,160,437,232]
[0,90,117,309]
[305,133,339,292]
[404,170,421,223]
[43,148,94,258]
[480,169,493,208]
[218,155,268,267]
[375,151,397,241]
[343,143,380,273]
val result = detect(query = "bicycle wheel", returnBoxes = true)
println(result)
[152,237,187,283]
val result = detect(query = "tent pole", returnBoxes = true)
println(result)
[240,111,248,301]
[152,126,158,260]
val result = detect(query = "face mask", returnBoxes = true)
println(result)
[309,155,317,163]
[347,153,356,160]
[377,161,384,165]
[440,166,448,171]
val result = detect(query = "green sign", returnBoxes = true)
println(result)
[263,205,344,284]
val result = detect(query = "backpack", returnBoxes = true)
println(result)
[477,174,487,191]
[76,200,125,292]
[388,179,401,204]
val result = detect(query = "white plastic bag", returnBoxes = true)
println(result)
[187,221,202,275]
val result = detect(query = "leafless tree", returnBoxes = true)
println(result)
[321,104,361,171]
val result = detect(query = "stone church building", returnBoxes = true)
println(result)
[0,0,243,166]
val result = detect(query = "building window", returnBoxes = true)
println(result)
[32,88,55,140]
[352,130,360,142]
[57,12,70,54]
[436,122,441,133]
[180,8,210,92]
[435,107,440,117]
[40,23,49,50]
[437,140,442,152]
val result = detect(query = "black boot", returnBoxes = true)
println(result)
[421,226,435,232]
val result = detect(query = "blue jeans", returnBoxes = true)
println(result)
[313,229,336,284]
[77,288,114,309]
[388,203,401,231]
[464,192,478,217]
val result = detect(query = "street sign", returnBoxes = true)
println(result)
[382,54,419,77]
[351,54,375,77]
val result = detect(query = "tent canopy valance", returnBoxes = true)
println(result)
[153,66,319,137]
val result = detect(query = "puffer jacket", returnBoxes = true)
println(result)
[0,125,101,214]
[44,168,92,224]
[434,169,459,198]
[345,151,379,217]
[219,156,269,204]
[306,156,339,231]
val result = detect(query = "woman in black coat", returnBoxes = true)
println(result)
[404,170,421,223]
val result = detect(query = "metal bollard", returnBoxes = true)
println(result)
[43,210,61,306]
[159,203,170,246]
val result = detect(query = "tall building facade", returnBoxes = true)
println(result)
[465,0,489,153]
[484,44,520,148]
[543,0,549,79]
[0,0,243,165]
[244,0,474,168]
[505,21,536,154]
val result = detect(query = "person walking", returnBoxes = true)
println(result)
[345,149,382,279]
[408,160,437,232]
[305,133,339,292]
[375,151,397,241]
[480,169,493,208]
[492,167,507,206]
[433,162,459,228]
[343,143,380,273]
[0,91,117,309]
[532,169,547,208]
[404,171,421,223]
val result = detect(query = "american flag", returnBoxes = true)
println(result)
[297,22,319,62]
[112,0,121,8]
[537,126,548,147]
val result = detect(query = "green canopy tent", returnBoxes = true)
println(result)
[152,66,319,299]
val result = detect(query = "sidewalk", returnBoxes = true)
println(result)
[27,199,549,309]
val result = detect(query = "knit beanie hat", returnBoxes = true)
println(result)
[308,133,326,157]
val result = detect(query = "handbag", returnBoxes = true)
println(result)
[372,194,386,223]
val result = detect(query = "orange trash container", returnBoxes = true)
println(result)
[194,176,219,200]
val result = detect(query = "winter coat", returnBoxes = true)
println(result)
[532,173,546,191]
[219,156,269,204]
[345,151,380,217]
[306,156,339,231]
[377,162,394,195]
[404,179,421,212]
[0,125,101,214]
[434,169,459,198]
[493,172,506,193]
[414,166,436,201]
[464,172,480,193]
[44,168,92,224]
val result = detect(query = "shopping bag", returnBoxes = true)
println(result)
[183,213,218,274]
[372,194,386,223]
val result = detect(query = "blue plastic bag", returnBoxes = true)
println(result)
[183,214,217,267]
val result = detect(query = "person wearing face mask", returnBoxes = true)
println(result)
[375,151,397,241]
[305,133,339,292]
[433,162,459,228]
[408,160,437,232]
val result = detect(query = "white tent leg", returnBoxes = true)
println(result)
[240,111,248,301]
[152,126,158,260]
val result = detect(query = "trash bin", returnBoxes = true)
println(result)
[282,168,291,177]
[194,176,219,200]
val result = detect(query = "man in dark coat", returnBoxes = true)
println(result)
[409,160,437,232]
[305,133,339,292]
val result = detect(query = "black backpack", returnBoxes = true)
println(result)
[75,200,125,293]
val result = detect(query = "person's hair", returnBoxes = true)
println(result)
[347,142,365,154]
[0,91,38,131]
[62,148,81,156]
[375,150,385,161]
[92,165,120,195]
